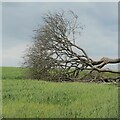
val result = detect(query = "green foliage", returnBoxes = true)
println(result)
[2,67,118,118]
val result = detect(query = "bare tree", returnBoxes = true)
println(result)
[23,11,120,82]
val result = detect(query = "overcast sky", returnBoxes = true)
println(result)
[2,2,118,69]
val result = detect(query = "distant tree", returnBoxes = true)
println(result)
[23,11,120,82]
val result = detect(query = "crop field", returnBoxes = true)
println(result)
[1,67,118,118]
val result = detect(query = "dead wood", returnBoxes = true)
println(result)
[23,11,120,82]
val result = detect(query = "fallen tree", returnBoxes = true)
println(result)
[23,11,120,82]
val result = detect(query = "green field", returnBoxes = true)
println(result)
[1,67,118,118]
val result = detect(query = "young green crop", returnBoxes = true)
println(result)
[2,67,118,118]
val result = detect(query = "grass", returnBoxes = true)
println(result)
[2,67,26,79]
[2,67,119,118]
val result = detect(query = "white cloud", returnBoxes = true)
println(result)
[75,9,118,60]
[2,2,118,68]
[1,0,119,2]
[2,42,30,66]
[0,3,2,66]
